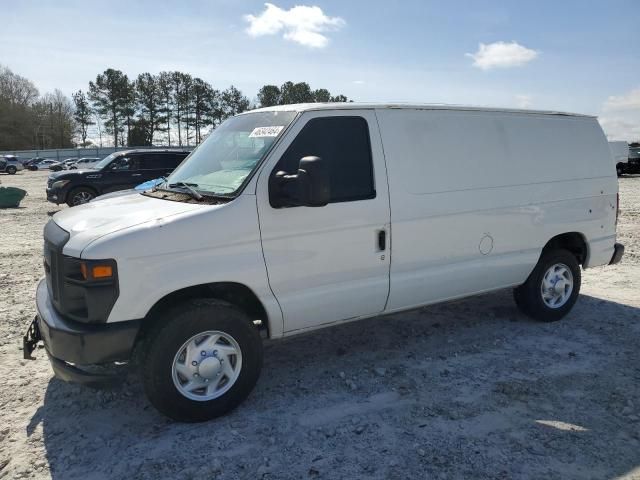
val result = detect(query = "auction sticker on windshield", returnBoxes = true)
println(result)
[249,126,285,138]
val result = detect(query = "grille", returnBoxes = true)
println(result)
[43,220,70,310]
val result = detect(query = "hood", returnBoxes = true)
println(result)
[49,168,96,180]
[53,192,206,257]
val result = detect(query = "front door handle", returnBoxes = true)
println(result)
[131,173,142,177]
[378,230,386,251]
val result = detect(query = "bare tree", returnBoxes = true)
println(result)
[0,64,39,150]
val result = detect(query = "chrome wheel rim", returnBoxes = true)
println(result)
[72,191,93,205]
[171,330,242,401]
[541,263,573,309]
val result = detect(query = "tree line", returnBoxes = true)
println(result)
[79,69,253,148]
[0,65,75,151]
[0,64,351,151]
[78,71,350,148]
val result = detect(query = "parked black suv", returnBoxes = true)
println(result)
[46,149,190,207]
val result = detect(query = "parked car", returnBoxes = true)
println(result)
[610,141,630,176]
[625,145,640,174]
[23,157,46,169]
[67,157,101,169]
[0,155,24,174]
[25,158,56,170]
[45,149,190,206]
[92,177,166,202]
[47,158,79,172]
[32,159,59,170]
[63,158,79,167]
[24,104,623,422]
[48,161,66,172]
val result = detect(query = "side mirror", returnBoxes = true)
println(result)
[270,156,330,208]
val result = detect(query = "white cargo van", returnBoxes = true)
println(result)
[24,104,624,421]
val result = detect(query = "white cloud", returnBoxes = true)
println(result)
[599,117,640,141]
[600,86,640,141]
[244,3,345,48]
[515,94,532,108]
[603,87,640,111]
[466,41,539,70]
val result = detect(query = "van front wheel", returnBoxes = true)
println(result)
[513,249,581,322]
[141,299,263,422]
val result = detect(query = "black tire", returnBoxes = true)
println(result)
[66,186,96,207]
[141,299,263,422]
[616,164,624,177]
[513,248,581,322]
[6,166,16,175]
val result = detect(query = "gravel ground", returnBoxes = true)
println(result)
[0,171,639,480]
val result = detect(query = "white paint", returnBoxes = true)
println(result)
[47,104,619,340]
[255,109,391,331]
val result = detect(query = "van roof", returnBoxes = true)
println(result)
[247,102,594,118]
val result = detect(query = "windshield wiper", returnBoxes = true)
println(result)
[151,176,167,192]
[168,182,203,200]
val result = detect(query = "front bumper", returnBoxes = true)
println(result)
[609,243,624,265]
[24,279,140,384]
[46,188,62,204]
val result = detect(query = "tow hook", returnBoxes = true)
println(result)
[23,316,41,360]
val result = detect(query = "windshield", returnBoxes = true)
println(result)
[93,152,120,170]
[165,111,297,195]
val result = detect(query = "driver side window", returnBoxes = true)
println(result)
[110,156,139,171]
[273,116,375,204]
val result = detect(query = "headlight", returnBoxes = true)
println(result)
[51,179,70,189]
[61,257,119,323]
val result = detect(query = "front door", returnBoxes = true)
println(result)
[101,155,142,193]
[256,110,391,333]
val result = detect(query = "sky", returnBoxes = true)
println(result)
[1,0,639,140]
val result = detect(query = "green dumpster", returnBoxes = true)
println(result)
[0,187,27,208]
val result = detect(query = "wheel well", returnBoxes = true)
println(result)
[542,232,588,265]
[70,185,98,194]
[140,282,269,338]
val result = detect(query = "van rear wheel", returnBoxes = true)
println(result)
[141,299,263,422]
[513,249,581,322]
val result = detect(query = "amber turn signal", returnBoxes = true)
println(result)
[92,265,113,279]
[79,262,113,280]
